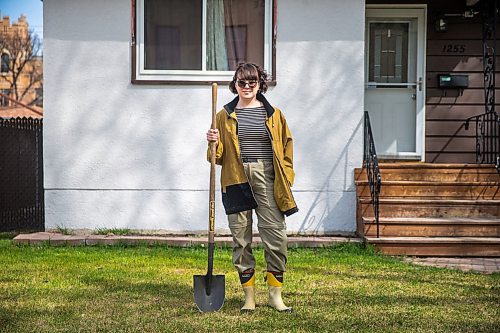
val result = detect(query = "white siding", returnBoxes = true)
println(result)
[43,0,365,235]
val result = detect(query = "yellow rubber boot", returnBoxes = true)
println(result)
[239,270,256,312]
[266,272,292,312]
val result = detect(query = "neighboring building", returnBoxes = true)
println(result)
[43,0,499,237]
[0,15,43,114]
[0,15,29,36]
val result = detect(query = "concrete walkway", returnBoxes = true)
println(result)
[12,232,500,274]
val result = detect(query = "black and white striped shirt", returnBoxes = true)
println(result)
[235,106,274,160]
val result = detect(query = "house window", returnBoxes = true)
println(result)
[35,88,43,107]
[134,0,274,83]
[1,53,9,73]
[0,89,10,106]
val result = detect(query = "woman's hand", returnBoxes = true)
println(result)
[206,128,219,142]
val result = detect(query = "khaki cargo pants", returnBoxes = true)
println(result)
[228,159,288,273]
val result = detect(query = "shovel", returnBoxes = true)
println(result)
[193,83,225,312]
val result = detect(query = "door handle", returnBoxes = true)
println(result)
[417,77,423,91]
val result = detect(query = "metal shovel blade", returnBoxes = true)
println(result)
[193,274,225,312]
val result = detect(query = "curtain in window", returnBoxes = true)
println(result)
[207,0,228,70]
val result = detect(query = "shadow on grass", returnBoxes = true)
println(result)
[0,278,206,332]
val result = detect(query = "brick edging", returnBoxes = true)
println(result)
[12,232,361,248]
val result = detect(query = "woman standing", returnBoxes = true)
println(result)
[206,63,297,312]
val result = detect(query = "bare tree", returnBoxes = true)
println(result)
[0,29,43,106]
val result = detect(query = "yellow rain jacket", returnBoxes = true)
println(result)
[208,93,298,216]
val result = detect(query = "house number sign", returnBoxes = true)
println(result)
[441,44,466,53]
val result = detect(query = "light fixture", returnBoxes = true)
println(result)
[435,7,480,33]
[435,16,447,32]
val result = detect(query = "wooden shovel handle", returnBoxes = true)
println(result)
[209,83,217,243]
[211,83,217,129]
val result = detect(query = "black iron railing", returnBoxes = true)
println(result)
[464,0,500,173]
[481,0,496,115]
[465,112,500,172]
[363,111,382,237]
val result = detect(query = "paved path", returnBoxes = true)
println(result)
[402,257,500,274]
[12,233,500,274]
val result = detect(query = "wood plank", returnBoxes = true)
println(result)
[367,236,500,243]
[426,120,475,136]
[363,217,500,237]
[426,88,500,105]
[356,163,498,171]
[357,182,500,199]
[375,163,496,169]
[425,105,492,120]
[426,56,500,72]
[355,167,500,182]
[356,194,365,236]
[370,242,500,257]
[365,237,500,257]
[425,152,477,163]
[427,40,500,56]
[427,23,483,40]
[359,199,500,218]
[363,217,500,224]
[364,224,500,237]
[426,136,476,152]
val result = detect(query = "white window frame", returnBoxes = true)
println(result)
[135,0,273,82]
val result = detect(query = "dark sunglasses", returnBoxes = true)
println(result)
[236,80,259,88]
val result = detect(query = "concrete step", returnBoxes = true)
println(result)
[365,236,500,257]
[362,217,500,237]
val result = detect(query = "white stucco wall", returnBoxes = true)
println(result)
[43,0,365,235]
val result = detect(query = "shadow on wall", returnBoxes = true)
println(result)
[46,40,367,232]
[297,116,363,235]
[44,0,366,232]
[427,122,469,163]
[46,40,207,230]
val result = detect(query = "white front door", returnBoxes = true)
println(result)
[365,7,426,159]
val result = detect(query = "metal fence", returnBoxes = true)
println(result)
[0,117,44,232]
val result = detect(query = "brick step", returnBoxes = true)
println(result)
[358,198,500,218]
[356,181,500,199]
[365,236,500,257]
[361,217,500,237]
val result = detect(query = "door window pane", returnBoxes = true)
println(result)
[369,22,409,83]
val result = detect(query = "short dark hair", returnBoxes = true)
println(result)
[229,62,269,94]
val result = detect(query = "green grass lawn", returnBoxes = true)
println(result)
[0,240,499,333]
